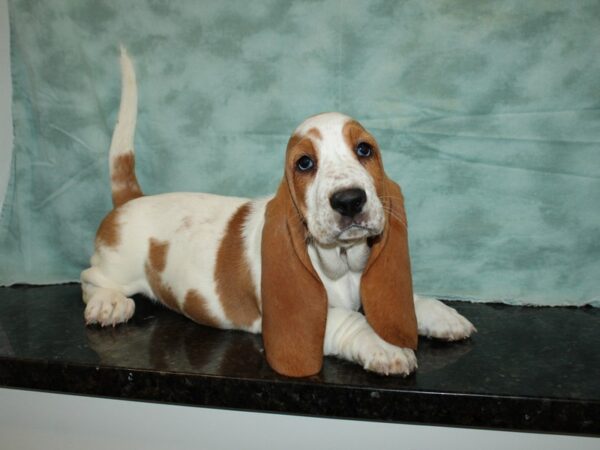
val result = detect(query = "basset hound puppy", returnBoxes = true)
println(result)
[81,49,475,378]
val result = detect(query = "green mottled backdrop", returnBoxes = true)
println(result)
[2,0,599,306]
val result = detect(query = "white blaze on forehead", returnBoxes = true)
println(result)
[294,112,358,168]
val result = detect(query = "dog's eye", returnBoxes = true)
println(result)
[356,142,373,158]
[296,155,315,172]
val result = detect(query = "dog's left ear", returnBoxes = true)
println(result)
[361,177,418,350]
[261,182,328,378]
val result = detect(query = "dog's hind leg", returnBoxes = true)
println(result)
[81,267,136,327]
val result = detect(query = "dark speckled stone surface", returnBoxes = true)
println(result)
[0,284,598,435]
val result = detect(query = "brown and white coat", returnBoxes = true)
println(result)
[81,49,475,378]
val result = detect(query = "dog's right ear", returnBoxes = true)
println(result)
[261,182,328,378]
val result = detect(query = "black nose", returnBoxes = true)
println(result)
[329,188,367,218]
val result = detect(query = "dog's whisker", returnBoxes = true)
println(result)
[378,195,405,202]
[381,206,407,228]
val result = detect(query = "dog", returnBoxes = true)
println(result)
[81,48,475,378]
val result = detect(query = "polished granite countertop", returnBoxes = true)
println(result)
[0,284,598,435]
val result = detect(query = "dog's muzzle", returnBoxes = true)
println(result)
[329,188,367,218]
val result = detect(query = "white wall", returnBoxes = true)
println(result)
[1,388,597,450]
[0,0,13,212]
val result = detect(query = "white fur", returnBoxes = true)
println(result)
[81,49,476,376]
[414,294,477,341]
[241,196,270,313]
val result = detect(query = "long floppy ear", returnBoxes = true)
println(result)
[360,177,418,350]
[261,182,328,377]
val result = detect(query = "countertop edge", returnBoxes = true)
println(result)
[1,357,598,437]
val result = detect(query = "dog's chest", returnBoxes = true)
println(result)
[308,242,370,311]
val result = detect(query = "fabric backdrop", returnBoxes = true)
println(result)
[1,0,599,306]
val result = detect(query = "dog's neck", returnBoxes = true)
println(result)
[309,239,371,280]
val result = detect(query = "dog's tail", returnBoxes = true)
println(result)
[108,45,143,208]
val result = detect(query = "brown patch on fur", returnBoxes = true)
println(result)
[342,120,385,197]
[342,120,375,149]
[146,263,180,311]
[306,127,322,141]
[285,133,318,217]
[214,202,261,328]
[148,238,169,272]
[145,238,180,312]
[286,133,302,151]
[261,181,328,377]
[183,289,220,328]
[96,208,121,248]
[111,152,143,207]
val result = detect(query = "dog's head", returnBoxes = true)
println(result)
[284,113,386,246]
[261,113,417,377]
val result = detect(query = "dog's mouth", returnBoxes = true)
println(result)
[336,224,373,242]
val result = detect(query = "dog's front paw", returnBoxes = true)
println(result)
[357,335,417,376]
[415,295,476,341]
[85,290,135,327]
